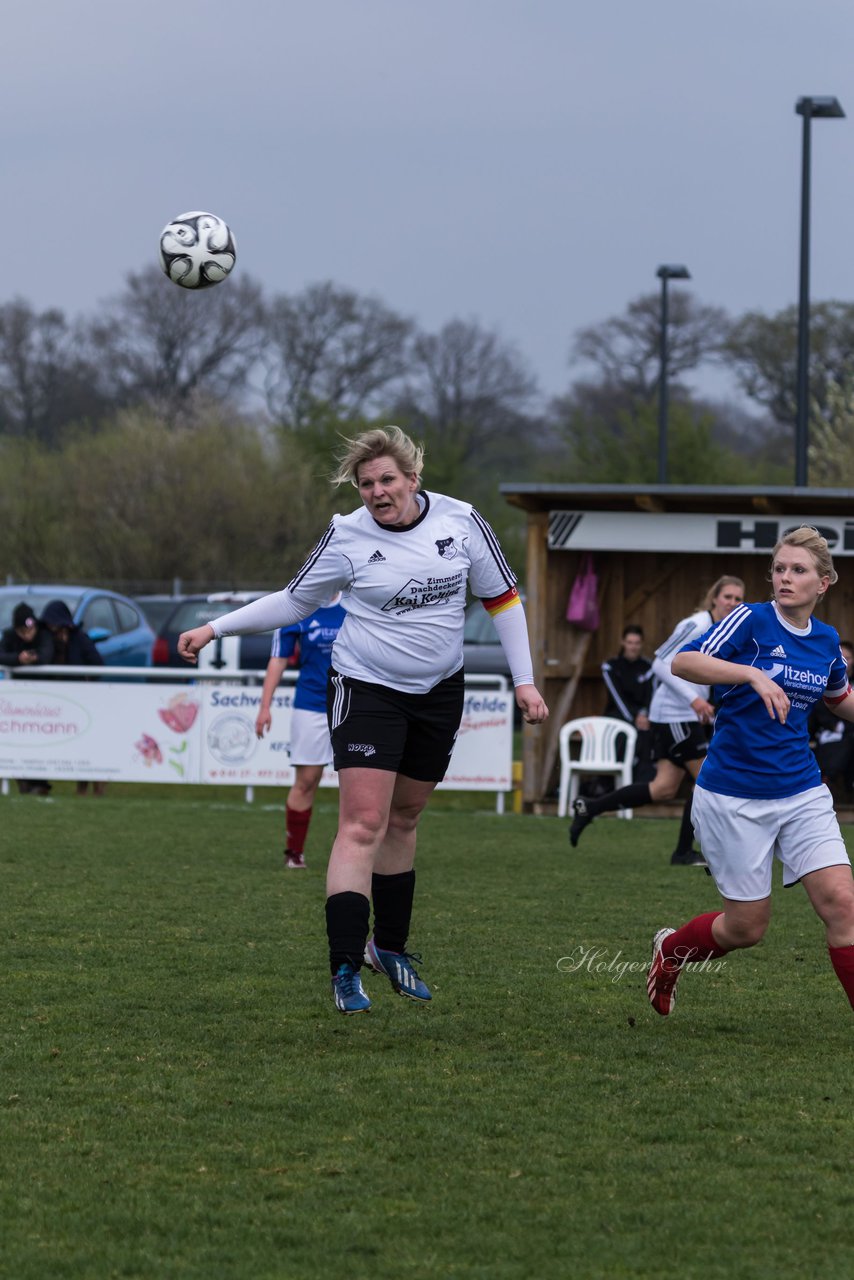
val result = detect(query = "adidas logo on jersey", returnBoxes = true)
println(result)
[770,644,787,658]
[368,550,386,563]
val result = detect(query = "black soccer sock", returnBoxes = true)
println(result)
[673,793,696,856]
[371,870,416,954]
[325,891,370,974]
[587,782,651,816]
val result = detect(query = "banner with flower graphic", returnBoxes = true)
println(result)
[0,679,512,791]
[0,682,203,784]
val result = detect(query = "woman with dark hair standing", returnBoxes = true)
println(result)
[648,526,854,1018]
[179,426,548,1014]
[570,575,745,861]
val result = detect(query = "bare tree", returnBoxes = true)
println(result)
[262,282,413,428]
[395,318,538,463]
[89,268,264,418]
[0,299,107,444]
[382,318,541,506]
[723,301,854,427]
[572,292,731,400]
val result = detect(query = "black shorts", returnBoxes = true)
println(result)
[327,667,465,781]
[650,720,708,768]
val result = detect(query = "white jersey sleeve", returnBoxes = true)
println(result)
[489,598,534,687]
[209,523,354,639]
[465,509,518,598]
[649,610,713,723]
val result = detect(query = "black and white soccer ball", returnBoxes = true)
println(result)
[159,211,236,289]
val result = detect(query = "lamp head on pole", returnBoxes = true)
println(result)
[796,96,845,119]
[656,264,691,281]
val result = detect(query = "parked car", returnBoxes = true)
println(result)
[134,594,189,634]
[0,584,155,666]
[152,593,276,671]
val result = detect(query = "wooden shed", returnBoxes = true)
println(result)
[500,485,854,811]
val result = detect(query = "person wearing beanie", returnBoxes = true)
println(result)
[1,602,53,668]
[1,601,54,793]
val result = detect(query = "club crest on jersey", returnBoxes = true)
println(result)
[436,537,458,560]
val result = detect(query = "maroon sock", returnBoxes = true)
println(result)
[285,804,312,855]
[828,943,854,1010]
[662,911,727,969]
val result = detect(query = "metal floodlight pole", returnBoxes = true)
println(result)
[656,264,691,484]
[795,95,845,488]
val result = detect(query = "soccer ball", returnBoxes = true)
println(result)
[159,211,236,289]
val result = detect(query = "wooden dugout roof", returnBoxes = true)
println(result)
[500,483,854,516]
[499,485,854,810]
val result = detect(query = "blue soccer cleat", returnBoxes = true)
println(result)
[331,963,371,1014]
[364,937,432,1002]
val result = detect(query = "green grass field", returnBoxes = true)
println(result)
[2,788,853,1280]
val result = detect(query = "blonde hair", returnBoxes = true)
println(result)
[700,574,745,612]
[769,525,838,588]
[331,425,424,489]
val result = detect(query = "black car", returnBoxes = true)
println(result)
[134,594,189,635]
[152,593,276,671]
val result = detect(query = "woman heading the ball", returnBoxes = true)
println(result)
[647,526,854,1018]
[179,426,548,1015]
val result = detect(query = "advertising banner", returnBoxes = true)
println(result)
[199,684,337,787]
[0,682,203,784]
[548,511,854,555]
[197,684,513,791]
[0,678,512,792]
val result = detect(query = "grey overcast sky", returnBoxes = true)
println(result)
[3,0,854,406]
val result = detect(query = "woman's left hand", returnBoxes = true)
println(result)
[515,684,549,723]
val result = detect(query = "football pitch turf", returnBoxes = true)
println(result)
[2,787,853,1280]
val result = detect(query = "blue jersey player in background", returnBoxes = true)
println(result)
[646,526,854,1020]
[256,594,346,869]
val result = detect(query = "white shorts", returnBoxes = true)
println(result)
[692,783,850,902]
[288,708,333,766]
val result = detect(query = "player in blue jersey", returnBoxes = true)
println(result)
[179,426,548,1015]
[569,576,745,862]
[255,594,345,869]
[647,526,854,1018]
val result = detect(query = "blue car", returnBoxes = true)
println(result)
[0,584,155,666]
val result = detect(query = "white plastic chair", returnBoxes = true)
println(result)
[557,716,639,819]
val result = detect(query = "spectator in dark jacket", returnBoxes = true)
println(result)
[1,602,55,795]
[41,600,104,667]
[601,624,655,784]
[41,599,107,796]
[0,602,53,668]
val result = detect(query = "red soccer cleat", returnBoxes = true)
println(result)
[647,927,682,1016]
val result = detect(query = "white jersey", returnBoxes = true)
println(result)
[648,609,713,724]
[214,492,518,694]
